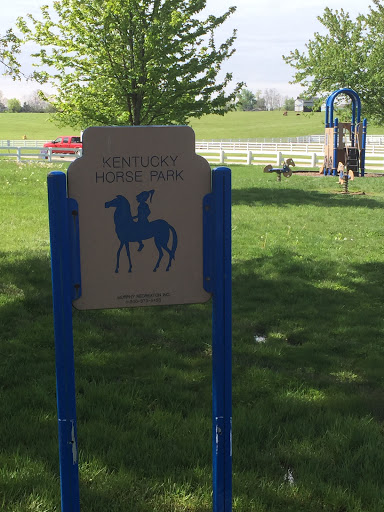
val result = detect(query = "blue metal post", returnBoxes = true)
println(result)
[351,105,355,148]
[333,118,339,176]
[47,171,80,512]
[361,118,367,177]
[325,104,330,128]
[211,167,232,512]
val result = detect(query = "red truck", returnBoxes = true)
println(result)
[42,135,82,157]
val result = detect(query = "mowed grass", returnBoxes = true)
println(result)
[2,160,384,511]
[0,113,78,141]
[190,111,384,139]
[1,111,384,141]
[190,111,326,140]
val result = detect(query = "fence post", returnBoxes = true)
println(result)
[220,150,225,165]
[246,151,252,165]
[276,152,282,166]
[48,148,53,162]
[311,153,317,167]
[17,147,21,162]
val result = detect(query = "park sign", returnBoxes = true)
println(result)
[47,126,232,512]
[67,125,212,310]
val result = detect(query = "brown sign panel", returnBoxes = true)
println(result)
[67,126,212,310]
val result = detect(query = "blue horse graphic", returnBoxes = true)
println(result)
[105,194,178,273]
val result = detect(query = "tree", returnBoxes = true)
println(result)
[0,29,22,77]
[22,90,56,113]
[255,96,266,111]
[14,0,243,128]
[0,91,7,112]
[263,88,283,111]
[236,88,257,111]
[7,98,22,113]
[283,97,295,111]
[282,0,384,124]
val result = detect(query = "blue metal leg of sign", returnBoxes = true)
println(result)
[68,198,82,301]
[204,166,232,512]
[47,171,80,512]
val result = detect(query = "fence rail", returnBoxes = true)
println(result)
[0,139,50,147]
[0,147,82,162]
[3,139,384,152]
[195,141,384,154]
[197,149,384,171]
[2,143,384,171]
[196,135,384,144]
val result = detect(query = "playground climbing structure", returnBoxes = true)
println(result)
[323,88,367,177]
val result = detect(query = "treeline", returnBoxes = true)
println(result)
[236,88,295,112]
[0,90,56,113]
[1,86,296,114]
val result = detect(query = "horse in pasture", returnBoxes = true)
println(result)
[105,195,178,273]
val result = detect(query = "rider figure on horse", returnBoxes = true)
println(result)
[133,189,155,251]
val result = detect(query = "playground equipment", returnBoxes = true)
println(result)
[323,88,367,177]
[337,162,355,193]
[264,158,295,181]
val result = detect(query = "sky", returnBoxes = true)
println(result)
[0,0,373,102]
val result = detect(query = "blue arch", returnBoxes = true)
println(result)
[325,88,361,128]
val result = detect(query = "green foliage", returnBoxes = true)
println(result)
[0,28,22,76]
[7,98,22,113]
[14,0,243,129]
[283,0,384,124]
[283,97,295,111]
[236,88,257,111]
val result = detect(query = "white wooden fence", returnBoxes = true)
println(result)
[3,137,384,153]
[195,140,384,154]
[196,149,384,171]
[0,147,82,162]
[0,139,49,147]
[197,134,384,144]
[4,134,384,145]
[2,141,384,171]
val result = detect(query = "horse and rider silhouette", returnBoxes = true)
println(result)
[105,190,178,273]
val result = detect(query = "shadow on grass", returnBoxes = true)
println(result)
[232,186,384,209]
[2,250,384,510]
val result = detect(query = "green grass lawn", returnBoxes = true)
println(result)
[189,110,384,139]
[1,111,384,141]
[0,113,78,141]
[189,111,326,140]
[1,161,384,511]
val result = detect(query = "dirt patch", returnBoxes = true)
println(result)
[292,171,384,178]
[336,191,366,195]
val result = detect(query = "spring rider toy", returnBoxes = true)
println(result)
[264,158,295,181]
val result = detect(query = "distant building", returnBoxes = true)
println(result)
[295,98,321,112]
